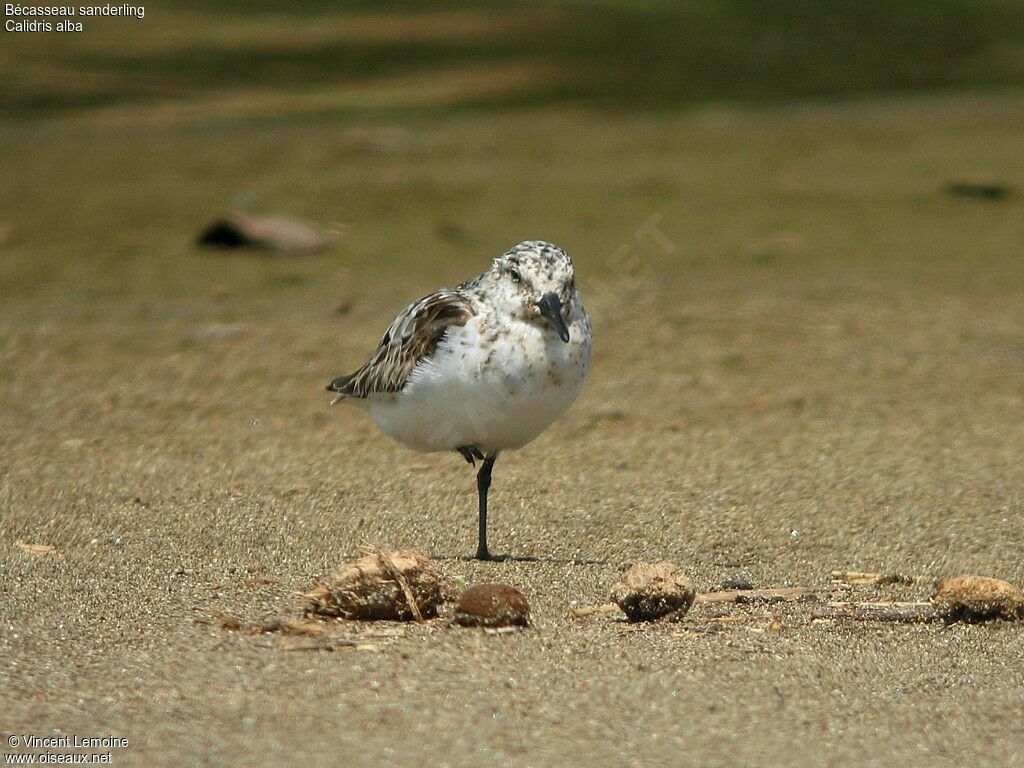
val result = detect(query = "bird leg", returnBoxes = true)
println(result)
[475,454,497,560]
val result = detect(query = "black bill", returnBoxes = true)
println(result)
[537,292,570,342]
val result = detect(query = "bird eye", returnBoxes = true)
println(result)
[508,268,522,284]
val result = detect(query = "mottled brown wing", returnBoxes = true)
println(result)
[328,289,474,399]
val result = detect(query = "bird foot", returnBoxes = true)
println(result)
[457,445,485,466]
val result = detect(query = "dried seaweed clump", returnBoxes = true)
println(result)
[611,562,695,622]
[304,550,445,621]
[932,575,1024,623]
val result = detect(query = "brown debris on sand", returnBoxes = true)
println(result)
[263,619,325,636]
[15,541,57,556]
[696,587,817,604]
[932,575,1024,623]
[611,562,696,622]
[830,571,916,586]
[571,587,817,620]
[220,616,326,635]
[197,213,334,254]
[303,550,446,621]
[452,584,530,628]
[568,603,619,619]
[812,601,938,623]
[943,179,1012,201]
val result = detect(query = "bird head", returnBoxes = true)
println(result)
[484,241,579,342]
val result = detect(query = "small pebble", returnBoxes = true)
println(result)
[452,584,530,628]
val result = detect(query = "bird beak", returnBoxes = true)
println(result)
[537,292,570,342]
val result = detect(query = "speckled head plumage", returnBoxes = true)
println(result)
[463,241,580,341]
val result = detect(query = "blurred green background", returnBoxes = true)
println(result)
[5,1,1024,118]
[3,1,1024,309]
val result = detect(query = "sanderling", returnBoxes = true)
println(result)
[327,241,593,560]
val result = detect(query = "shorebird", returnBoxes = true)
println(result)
[327,241,593,560]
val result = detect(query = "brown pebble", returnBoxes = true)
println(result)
[611,562,696,622]
[932,575,1024,623]
[453,584,530,628]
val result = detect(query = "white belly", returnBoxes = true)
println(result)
[365,317,591,455]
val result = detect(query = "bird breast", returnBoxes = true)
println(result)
[371,311,591,454]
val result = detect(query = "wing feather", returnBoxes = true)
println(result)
[328,289,474,400]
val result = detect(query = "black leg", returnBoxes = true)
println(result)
[475,454,497,560]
